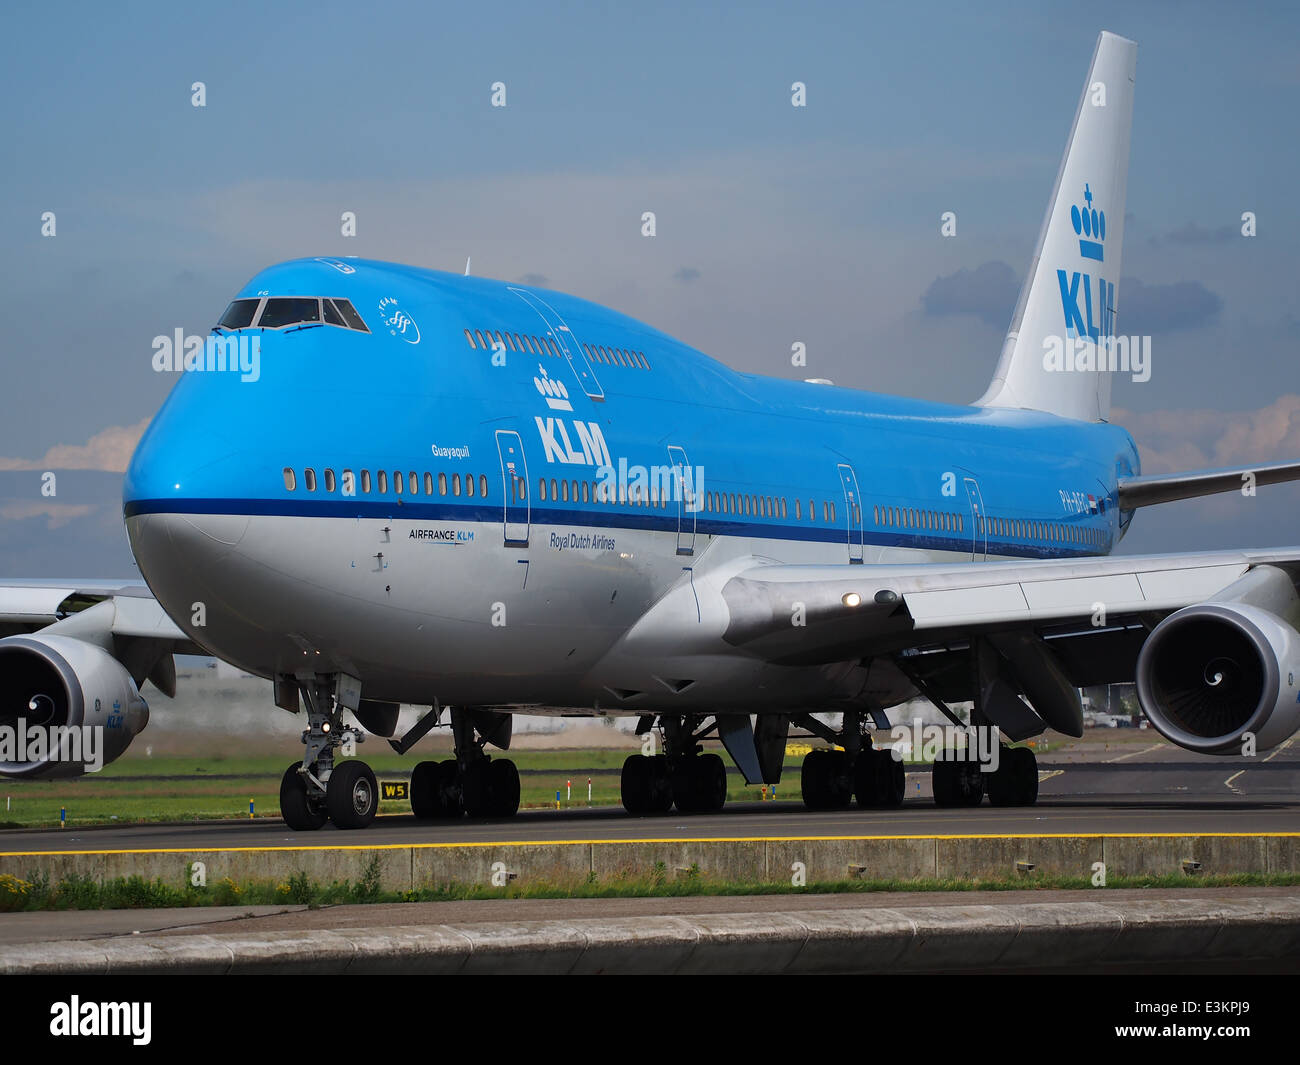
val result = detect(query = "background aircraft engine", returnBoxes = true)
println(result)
[0,634,150,778]
[1136,602,1300,755]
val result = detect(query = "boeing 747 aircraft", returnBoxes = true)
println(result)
[3,32,1299,830]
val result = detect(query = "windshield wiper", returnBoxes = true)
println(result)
[284,323,324,334]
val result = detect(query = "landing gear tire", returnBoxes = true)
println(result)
[672,753,727,813]
[326,760,378,829]
[410,760,440,819]
[801,749,853,810]
[855,746,906,809]
[462,759,490,818]
[986,746,1039,807]
[280,764,328,831]
[488,759,521,817]
[932,757,985,807]
[436,759,463,817]
[461,758,520,818]
[621,754,673,814]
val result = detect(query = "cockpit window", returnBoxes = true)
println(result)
[331,299,370,332]
[219,296,371,332]
[322,299,346,327]
[259,298,322,329]
[218,299,261,329]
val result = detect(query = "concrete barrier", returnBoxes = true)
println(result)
[2,833,1297,893]
[3,895,1299,974]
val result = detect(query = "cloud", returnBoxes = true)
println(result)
[0,501,97,529]
[1157,221,1239,246]
[1119,277,1222,335]
[1113,394,1300,475]
[0,418,150,473]
[674,267,701,283]
[516,272,550,287]
[920,261,1018,329]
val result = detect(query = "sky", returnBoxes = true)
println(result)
[1,0,1297,577]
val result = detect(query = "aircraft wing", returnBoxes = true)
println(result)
[0,580,206,696]
[611,547,1300,744]
[714,548,1300,661]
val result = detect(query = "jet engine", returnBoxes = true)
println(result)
[1136,566,1300,754]
[0,634,150,778]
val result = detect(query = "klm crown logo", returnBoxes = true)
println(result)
[1070,184,1106,262]
[534,365,572,411]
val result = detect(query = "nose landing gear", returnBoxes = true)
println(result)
[278,674,379,831]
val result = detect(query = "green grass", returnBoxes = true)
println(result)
[0,749,808,828]
[2,863,1298,913]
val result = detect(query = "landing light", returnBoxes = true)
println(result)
[842,592,862,608]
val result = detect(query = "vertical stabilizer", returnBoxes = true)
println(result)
[976,31,1136,423]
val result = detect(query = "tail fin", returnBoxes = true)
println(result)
[976,31,1137,423]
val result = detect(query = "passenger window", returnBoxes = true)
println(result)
[378,470,388,494]
[551,478,558,501]
[453,474,461,496]
[481,475,489,497]
[424,472,434,495]
[304,468,317,492]
[361,470,372,493]
[475,330,488,348]
[342,469,355,495]
[438,473,447,495]
[539,478,547,501]
[463,328,476,348]
[282,467,296,491]
[394,472,403,495]
[324,469,336,492]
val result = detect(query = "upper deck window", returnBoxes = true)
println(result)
[219,299,261,329]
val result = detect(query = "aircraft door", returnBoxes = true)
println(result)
[495,430,530,547]
[837,463,864,563]
[963,476,987,561]
[667,445,696,556]
[509,288,605,402]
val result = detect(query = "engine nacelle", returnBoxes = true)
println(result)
[0,634,150,778]
[1137,591,1300,755]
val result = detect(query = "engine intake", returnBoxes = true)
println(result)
[0,635,150,778]
[1137,600,1300,755]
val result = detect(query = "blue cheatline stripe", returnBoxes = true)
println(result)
[122,498,1094,560]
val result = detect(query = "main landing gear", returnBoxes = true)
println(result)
[931,744,1038,807]
[279,676,379,831]
[621,714,727,814]
[796,710,906,810]
[408,707,521,820]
